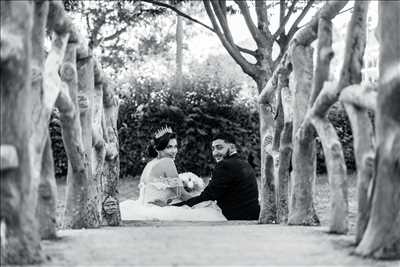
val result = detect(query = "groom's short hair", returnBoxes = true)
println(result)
[212,132,236,145]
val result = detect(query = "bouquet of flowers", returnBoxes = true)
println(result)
[178,172,205,193]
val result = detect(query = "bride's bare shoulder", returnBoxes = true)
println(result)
[157,157,175,165]
[141,158,178,181]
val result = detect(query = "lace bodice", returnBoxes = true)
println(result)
[138,158,183,205]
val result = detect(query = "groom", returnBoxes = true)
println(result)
[172,133,260,220]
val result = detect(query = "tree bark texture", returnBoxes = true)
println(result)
[60,43,96,229]
[272,87,284,152]
[355,0,400,259]
[36,136,58,240]
[337,0,372,242]
[92,64,106,223]
[31,0,61,241]
[288,45,319,226]
[33,28,69,235]
[276,84,293,224]
[312,1,368,117]
[256,4,347,226]
[272,84,284,206]
[309,15,349,234]
[76,53,101,228]
[0,1,41,264]
[296,0,368,233]
[290,1,348,47]
[309,18,333,107]
[344,103,374,243]
[310,114,348,233]
[102,81,121,226]
[258,103,277,224]
[340,84,377,112]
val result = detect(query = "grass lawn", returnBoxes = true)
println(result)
[56,173,358,233]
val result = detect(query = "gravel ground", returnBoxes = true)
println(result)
[44,174,400,266]
[40,222,399,266]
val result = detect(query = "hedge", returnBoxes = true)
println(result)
[117,77,260,178]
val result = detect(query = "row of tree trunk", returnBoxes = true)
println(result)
[0,1,120,264]
[258,0,399,259]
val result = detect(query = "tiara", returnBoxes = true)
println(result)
[154,126,173,139]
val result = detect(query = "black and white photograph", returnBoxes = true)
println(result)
[0,0,399,266]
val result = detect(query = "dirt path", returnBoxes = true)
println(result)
[40,221,398,266]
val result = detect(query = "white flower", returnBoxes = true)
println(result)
[179,172,205,192]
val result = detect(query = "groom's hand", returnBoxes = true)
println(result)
[149,200,167,207]
[171,201,185,207]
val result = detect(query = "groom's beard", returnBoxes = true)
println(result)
[214,149,231,163]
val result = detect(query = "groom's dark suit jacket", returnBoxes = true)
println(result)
[174,153,260,220]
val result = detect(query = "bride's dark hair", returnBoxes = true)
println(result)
[147,132,177,158]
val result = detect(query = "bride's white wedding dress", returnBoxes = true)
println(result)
[120,158,226,221]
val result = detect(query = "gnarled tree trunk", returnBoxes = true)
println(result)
[76,52,101,227]
[61,40,101,228]
[92,61,106,222]
[258,105,277,223]
[340,84,376,243]
[307,14,348,234]
[102,80,121,226]
[31,0,60,240]
[59,42,91,229]
[288,45,319,226]
[314,0,369,234]
[0,1,41,264]
[276,81,293,224]
[258,1,348,227]
[355,0,400,259]
[258,77,278,223]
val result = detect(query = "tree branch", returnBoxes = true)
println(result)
[203,0,256,76]
[234,0,266,47]
[309,17,334,106]
[255,0,272,40]
[274,0,299,39]
[339,84,377,111]
[218,0,227,18]
[141,0,215,33]
[258,53,290,104]
[210,0,235,46]
[280,0,286,24]
[286,0,316,44]
[238,46,257,57]
[209,1,256,58]
[43,32,70,110]
[102,27,128,43]
[312,0,368,116]
[292,0,348,46]
[89,8,115,47]
[271,0,347,72]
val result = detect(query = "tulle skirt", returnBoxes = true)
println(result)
[120,199,227,221]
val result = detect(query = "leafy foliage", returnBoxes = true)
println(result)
[64,1,168,71]
[63,0,79,11]
[49,111,68,179]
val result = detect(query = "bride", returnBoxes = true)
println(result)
[120,126,227,221]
